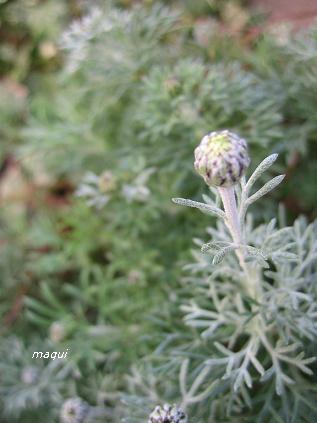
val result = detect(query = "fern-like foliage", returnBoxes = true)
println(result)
[125,155,317,423]
[0,337,73,421]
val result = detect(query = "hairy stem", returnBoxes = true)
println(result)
[218,186,245,266]
[218,186,260,299]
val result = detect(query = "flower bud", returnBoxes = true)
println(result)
[60,397,89,423]
[194,130,250,187]
[148,404,187,423]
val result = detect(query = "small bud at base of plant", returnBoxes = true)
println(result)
[148,403,188,423]
[194,129,250,187]
[60,397,89,423]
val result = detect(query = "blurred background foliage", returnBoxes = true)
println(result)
[0,0,317,421]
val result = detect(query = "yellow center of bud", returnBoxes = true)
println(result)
[207,133,231,155]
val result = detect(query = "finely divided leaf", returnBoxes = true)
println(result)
[246,175,285,206]
[245,154,278,193]
[172,198,225,219]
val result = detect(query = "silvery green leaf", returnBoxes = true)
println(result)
[300,252,317,273]
[245,255,270,268]
[212,246,237,265]
[249,354,265,376]
[271,251,298,261]
[289,291,312,309]
[224,356,236,377]
[214,342,232,356]
[201,241,231,253]
[275,342,299,354]
[172,198,225,219]
[240,370,252,389]
[204,357,230,367]
[278,242,297,252]
[265,227,293,243]
[246,175,285,207]
[260,366,275,382]
[179,359,189,397]
[245,245,267,260]
[280,373,295,385]
[245,154,278,193]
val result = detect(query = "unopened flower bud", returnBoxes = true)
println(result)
[194,130,250,187]
[148,404,187,423]
[60,397,89,423]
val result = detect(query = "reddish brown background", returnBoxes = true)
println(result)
[251,0,317,28]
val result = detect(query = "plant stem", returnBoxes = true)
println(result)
[218,186,245,265]
[218,185,260,299]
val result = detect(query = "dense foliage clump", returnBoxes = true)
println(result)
[0,1,317,421]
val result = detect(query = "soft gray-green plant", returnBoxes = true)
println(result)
[2,2,317,421]
[125,135,317,422]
